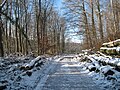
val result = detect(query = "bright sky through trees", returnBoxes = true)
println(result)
[55,0,82,43]
[55,0,62,9]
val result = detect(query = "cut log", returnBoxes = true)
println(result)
[114,39,120,47]
[0,83,7,90]
[20,56,45,70]
[102,41,114,47]
[100,47,117,55]
[85,63,96,72]
[116,47,120,54]
[106,48,117,55]
[87,64,96,72]
[101,39,120,48]
[85,54,120,72]
[100,66,115,77]
[100,39,120,55]
[26,70,32,76]
[115,67,120,72]
[107,75,117,81]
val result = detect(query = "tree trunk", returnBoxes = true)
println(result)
[5,1,9,54]
[9,0,12,53]
[36,0,41,55]
[24,0,28,55]
[0,10,4,57]
[82,0,92,48]
[96,0,104,43]
[57,32,60,54]
[91,0,97,47]
[15,17,19,52]
[61,27,65,53]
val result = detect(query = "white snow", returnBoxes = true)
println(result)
[100,47,116,50]
[24,56,42,68]
[35,56,66,90]
[116,47,120,52]
[0,54,63,90]
[0,52,120,90]
[76,51,120,90]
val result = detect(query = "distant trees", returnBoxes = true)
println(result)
[0,0,6,57]
[0,0,66,56]
[63,0,120,50]
[106,0,120,40]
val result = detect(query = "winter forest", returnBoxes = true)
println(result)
[0,0,120,90]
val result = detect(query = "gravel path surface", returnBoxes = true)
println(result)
[35,57,102,90]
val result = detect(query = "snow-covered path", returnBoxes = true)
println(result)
[35,57,102,90]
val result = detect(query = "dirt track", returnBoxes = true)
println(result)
[35,57,102,90]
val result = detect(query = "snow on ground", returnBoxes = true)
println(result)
[0,54,61,90]
[77,52,120,90]
[0,52,120,90]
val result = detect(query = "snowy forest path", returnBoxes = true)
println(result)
[35,56,102,90]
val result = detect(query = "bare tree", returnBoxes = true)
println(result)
[96,0,104,43]
[0,0,7,57]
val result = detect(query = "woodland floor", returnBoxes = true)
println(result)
[0,54,120,90]
[35,57,102,90]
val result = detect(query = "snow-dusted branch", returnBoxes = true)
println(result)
[0,0,7,9]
